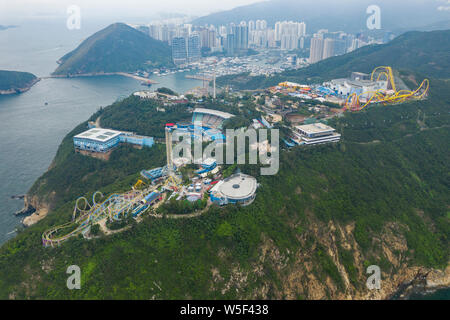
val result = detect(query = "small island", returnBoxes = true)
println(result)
[0,70,40,95]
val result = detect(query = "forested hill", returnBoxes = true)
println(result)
[0,70,38,93]
[0,75,448,299]
[217,29,450,90]
[193,0,450,33]
[53,23,173,76]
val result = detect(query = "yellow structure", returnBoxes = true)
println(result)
[345,66,429,112]
[133,179,145,190]
[278,81,310,91]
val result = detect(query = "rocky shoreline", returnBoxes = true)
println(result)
[389,266,450,299]
[0,77,40,95]
[15,195,49,227]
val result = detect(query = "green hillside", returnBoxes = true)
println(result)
[217,29,450,90]
[53,23,173,76]
[0,75,448,299]
[0,70,37,92]
[0,26,449,298]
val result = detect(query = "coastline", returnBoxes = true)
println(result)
[0,77,40,95]
[46,72,159,84]
[389,265,450,300]
[0,70,160,96]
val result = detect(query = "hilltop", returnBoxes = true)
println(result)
[0,74,449,299]
[217,29,450,90]
[193,0,450,34]
[0,70,39,94]
[53,23,173,76]
[0,24,449,299]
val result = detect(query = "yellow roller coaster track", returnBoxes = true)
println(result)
[345,66,429,112]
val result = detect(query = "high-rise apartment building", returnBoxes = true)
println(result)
[232,25,249,50]
[171,37,187,65]
[322,38,335,60]
[188,33,201,62]
[226,34,235,56]
[309,37,324,63]
[281,35,299,50]
[248,20,255,32]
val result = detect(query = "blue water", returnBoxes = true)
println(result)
[408,288,450,300]
[0,19,201,243]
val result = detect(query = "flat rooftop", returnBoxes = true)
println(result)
[193,108,235,119]
[218,173,257,201]
[74,128,122,143]
[330,78,382,87]
[295,123,336,135]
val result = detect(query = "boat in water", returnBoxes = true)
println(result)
[140,81,152,87]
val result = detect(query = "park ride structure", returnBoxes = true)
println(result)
[344,66,429,112]
[42,124,182,247]
[163,123,182,190]
[42,188,155,247]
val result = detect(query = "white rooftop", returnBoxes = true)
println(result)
[74,128,122,143]
[202,158,217,166]
[295,123,336,135]
[194,108,235,119]
[217,173,257,201]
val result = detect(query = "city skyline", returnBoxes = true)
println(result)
[138,18,385,64]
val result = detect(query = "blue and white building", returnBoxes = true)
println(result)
[196,158,217,175]
[74,128,154,154]
[192,108,235,130]
[73,128,122,153]
[175,108,235,143]
[120,133,154,148]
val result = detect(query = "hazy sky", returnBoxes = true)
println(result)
[0,0,264,22]
[2,0,448,25]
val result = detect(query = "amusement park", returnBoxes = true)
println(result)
[262,66,429,147]
[270,66,429,111]
[343,66,429,112]
[42,108,259,247]
[42,65,429,247]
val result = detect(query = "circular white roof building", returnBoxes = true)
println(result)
[211,173,257,206]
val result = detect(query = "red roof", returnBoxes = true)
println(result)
[166,123,175,127]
